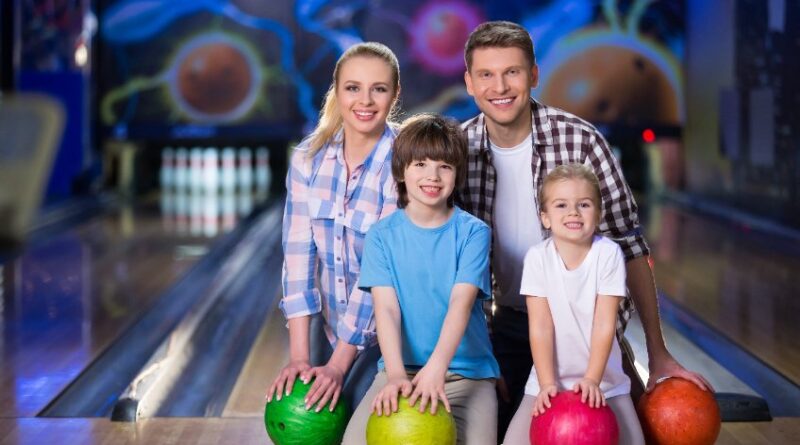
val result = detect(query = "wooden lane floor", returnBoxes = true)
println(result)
[0,199,222,417]
[0,416,798,444]
[642,201,800,385]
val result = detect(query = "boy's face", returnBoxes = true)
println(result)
[464,46,538,130]
[540,178,600,245]
[402,158,457,212]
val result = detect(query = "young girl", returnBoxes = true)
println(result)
[266,42,400,414]
[342,114,499,445]
[503,164,645,445]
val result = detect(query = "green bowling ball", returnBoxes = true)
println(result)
[264,378,348,445]
[366,396,456,445]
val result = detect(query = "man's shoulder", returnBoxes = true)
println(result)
[532,100,603,139]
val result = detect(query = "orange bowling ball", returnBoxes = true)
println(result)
[177,42,252,115]
[637,377,721,445]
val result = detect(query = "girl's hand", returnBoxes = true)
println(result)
[302,363,346,412]
[532,384,558,416]
[266,359,311,403]
[409,364,450,414]
[371,376,413,416]
[573,377,605,408]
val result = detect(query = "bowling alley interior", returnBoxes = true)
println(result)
[1,1,798,444]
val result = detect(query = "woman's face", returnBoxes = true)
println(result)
[336,56,397,142]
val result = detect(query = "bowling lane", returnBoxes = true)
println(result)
[0,196,226,417]
[642,200,800,385]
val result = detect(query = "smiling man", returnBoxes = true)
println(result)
[456,21,711,440]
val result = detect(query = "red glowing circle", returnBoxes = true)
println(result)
[642,128,656,143]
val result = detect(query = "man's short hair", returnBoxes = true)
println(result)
[464,21,536,71]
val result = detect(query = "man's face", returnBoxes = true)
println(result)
[464,47,538,130]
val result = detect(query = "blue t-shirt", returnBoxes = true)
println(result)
[358,207,500,379]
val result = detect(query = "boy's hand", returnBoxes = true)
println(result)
[302,363,345,412]
[266,359,311,403]
[573,377,605,408]
[532,384,557,416]
[371,376,413,416]
[409,364,450,414]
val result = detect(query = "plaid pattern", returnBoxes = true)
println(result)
[457,99,649,335]
[281,126,397,348]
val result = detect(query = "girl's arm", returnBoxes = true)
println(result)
[410,283,478,414]
[575,294,621,407]
[528,295,557,416]
[369,286,412,416]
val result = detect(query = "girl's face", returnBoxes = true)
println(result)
[336,56,396,141]
[540,178,600,245]
[403,158,456,213]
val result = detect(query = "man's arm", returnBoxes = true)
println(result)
[627,256,712,391]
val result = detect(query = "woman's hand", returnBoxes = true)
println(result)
[301,363,346,412]
[266,359,311,403]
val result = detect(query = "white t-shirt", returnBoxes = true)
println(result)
[490,134,542,310]
[520,236,631,398]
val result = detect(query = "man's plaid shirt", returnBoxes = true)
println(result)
[456,99,650,335]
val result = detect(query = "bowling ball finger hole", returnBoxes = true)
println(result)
[278,422,285,431]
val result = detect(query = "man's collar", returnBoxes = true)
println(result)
[479,98,554,149]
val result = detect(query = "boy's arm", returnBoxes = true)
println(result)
[371,285,413,416]
[410,283,478,413]
[372,286,406,379]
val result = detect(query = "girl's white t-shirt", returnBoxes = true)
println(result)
[520,236,631,398]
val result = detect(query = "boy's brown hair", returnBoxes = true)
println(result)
[391,113,467,208]
[464,21,536,71]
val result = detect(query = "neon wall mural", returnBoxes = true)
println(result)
[97,0,684,141]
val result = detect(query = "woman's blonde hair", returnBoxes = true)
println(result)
[306,42,401,156]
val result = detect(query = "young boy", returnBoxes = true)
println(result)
[342,113,499,445]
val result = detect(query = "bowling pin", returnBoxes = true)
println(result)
[237,188,253,218]
[189,190,203,237]
[255,146,272,199]
[202,191,219,238]
[189,147,204,192]
[220,189,237,233]
[174,147,189,191]
[237,147,253,193]
[202,147,219,193]
[174,187,189,236]
[160,146,175,191]
[220,147,237,194]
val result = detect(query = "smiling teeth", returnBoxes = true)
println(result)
[355,111,375,116]
[491,98,513,104]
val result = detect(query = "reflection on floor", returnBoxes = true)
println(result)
[643,201,800,386]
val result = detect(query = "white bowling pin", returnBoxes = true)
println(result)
[160,146,175,191]
[174,147,189,191]
[237,147,253,193]
[189,147,204,192]
[202,147,219,193]
[255,146,272,199]
[220,147,237,194]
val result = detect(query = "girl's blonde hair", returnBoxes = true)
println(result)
[306,42,401,156]
[539,163,602,219]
